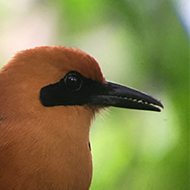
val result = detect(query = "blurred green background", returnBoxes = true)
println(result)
[0,0,189,189]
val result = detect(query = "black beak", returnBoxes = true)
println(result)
[90,81,164,112]
[40,71,163,111]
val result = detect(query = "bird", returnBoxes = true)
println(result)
[0,46,163,190]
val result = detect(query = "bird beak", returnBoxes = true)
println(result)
[90,81,164,112]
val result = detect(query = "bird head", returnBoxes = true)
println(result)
[1,46,163,116]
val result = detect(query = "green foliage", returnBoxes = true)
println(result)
[1,0,189,189]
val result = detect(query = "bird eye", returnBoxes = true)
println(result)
[64,72,83,91]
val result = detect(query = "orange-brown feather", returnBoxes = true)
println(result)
[0,46,104,189]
